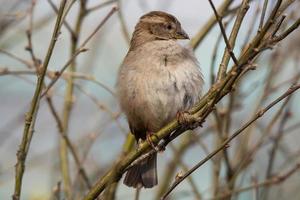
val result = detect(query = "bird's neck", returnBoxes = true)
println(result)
[130,25,158,51]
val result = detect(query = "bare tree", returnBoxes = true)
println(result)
[0,0,300,200]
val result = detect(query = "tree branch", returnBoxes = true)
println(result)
[162,84,300,199]
[12,1,67,199]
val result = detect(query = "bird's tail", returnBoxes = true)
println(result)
[123,153,157,188]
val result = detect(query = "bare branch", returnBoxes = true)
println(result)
[162,84,300,199]
[12,1,67,199]
[41,6,117,98]
[208,0,240,68]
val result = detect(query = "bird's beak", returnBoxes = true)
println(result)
[175,28,190,40]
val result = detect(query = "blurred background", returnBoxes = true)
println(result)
[0,0,300,199]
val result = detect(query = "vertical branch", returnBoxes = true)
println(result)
[60,0,87,199]
[210,15,235,85]
[258,0,269,33]
[103,134,135,200]
[215,0,249,81]
[208,0,249,197]
[12,1,67,199]
[263,106,292,199]
[25,1,91,192]
[208,0,240,72]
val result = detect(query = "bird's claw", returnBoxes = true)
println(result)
[146,132,160,152]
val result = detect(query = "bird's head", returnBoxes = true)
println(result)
[130,11,189,49]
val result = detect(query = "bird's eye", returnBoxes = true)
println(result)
[167,24,172,30]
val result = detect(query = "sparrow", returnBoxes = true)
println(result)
[116,11,204,188]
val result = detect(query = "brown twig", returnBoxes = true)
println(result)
[161,84,300,200]
[258,0,269,33]
[216,0,249,81]
[81,1,299,199]
[190,0,233,49]
[0,49,32,68]
[212,2,250,195]
[209,163,300,200]
[263,105,292,199]
[272,17,300,43]
[210,15,235,85]
[41,6,117,98]
[170,144,203,200]
[241,1,260,50]
[47,0,76,38]
[208,0,240,68]
[0,67,115,96]
[271,14,286,37]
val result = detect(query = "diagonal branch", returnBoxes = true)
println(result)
[209,162,300,200]
[208,0,240,67]
[190,0,233,49]
[216,0,249,81]
[41,6,117,98]
[162,84,300,199]
[82,1,298,199]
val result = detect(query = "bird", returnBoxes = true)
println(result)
[116,11,204,188]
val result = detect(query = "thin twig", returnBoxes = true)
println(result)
[210,15,235,85]
[271,15,286,37]
[161,84,300,200]
[258,0,269,33]
[170,144,203,200]
[0,49,32,68]
[209,163,300,200]
[216,0,249,81]
[272,17,300,43]
[41,6,118,98]
[190,0,233,49]
[82,1,299,198]
[12,1,67,199]
[59,1,88,196]
[47,0,76,38]
[0,67,115,96]
[263,105,292,199]
[208,0,240,68]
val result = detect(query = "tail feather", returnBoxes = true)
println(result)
[123,153,157,188]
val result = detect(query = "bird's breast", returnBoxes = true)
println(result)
[118,41,203,132]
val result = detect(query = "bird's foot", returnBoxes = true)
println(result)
[176,110,202,129]
[146,131,160,152]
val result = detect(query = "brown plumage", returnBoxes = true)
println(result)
[117,11,203,188]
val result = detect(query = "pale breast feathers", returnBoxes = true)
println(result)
[117,40,203,132]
